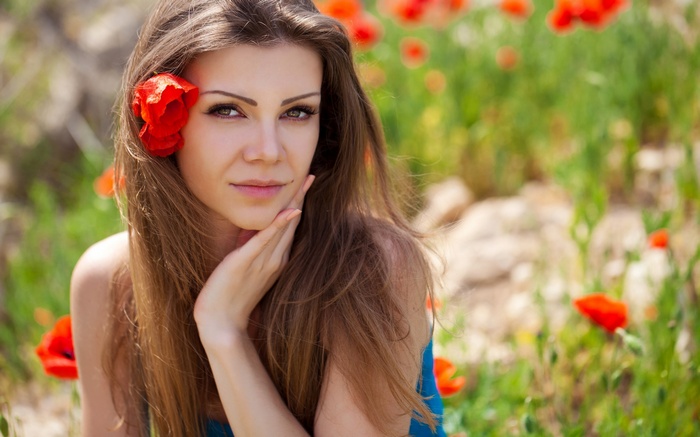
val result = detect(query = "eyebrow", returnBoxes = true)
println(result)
[200,90,321,106]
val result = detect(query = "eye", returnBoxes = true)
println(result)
[282,105,318,120]
[207,104,243,118]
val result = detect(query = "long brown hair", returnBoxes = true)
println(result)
[108,0,437,435]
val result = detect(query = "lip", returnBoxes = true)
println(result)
[230,180,286,199]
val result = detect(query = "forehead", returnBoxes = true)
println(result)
[184,44,323,93]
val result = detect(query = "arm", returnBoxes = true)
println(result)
[205,305,428,437]
[71,232,131,436]
[315,234,431,436]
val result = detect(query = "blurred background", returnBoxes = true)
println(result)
[1,0,699,435]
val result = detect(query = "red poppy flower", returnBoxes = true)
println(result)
[434,356,465,397]
[424,69,447,94]
[400,37,429,68]
[495,46,519,70]
[317,0,362,21]
[500,0,533,19]
[348,12,384,50]
[447,0,468,12]
[94,164,126,198]
[35,315,78,380]
[577,0,607,27]
[601,0,628,14]
[547,0,576,33]
[385,0,429,24]
[132,73,199,157]
[573,293,628,333]
[425,295,443,310]
[546,0,628,33]
[648,229,669,249]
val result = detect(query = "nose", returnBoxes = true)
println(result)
[243,120,283,163]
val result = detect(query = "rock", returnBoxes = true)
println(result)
[589,206,646,271]
[635,146,684,173]
[446,196,538,242]
[440,234,541,295]
[413,176,474,232]
[623,249,670,323]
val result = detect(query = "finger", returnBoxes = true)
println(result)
[236,208,299,260]
[267,207,303,265]
[253,175,311,263]
[266,176,312,265]
[257,207,302,267]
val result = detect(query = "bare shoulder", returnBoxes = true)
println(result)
[70,231,131,436]
[71,231,129,303]
[367,219,432,344]
[368,220,429,295]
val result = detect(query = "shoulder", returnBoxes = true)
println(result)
[70,231,131,435]
[71,231,129,312]
[70,230,129,344]
[365,218,430,293]
[364,218,432,343]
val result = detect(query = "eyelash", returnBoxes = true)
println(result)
[284,105,319,120]
[205,104,319,120]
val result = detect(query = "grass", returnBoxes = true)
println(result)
[0,158,121,386]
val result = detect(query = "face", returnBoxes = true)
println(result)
[178,44,322,235]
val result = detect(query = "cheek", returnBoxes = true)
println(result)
[289,124,320,166]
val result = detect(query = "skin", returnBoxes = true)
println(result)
[71,44,427,436]
[178,44,321,251]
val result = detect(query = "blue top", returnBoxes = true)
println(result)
[206,339,446,436]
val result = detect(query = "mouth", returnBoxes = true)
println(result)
[230,180,287,199]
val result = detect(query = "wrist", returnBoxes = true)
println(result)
[197,319,249,351]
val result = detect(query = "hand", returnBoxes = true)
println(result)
[194,175,315,343]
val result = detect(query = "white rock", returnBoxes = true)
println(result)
[413,176,474,232]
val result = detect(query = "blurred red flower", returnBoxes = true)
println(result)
[316,0,362,21]
[547,0,577,33]
[547,0,628,34]
[400,37,429,68]
[425,295,443,310]
[496,46,520,70]
[348,12,384,50]
[424,69,447,94]
[447,0,468,12]
[648,229,669,249]
[35,315,78,380]
[94,164,126,198]
[358,63,387,88]
[316,1,383,49]
[381,0,468,27]
[601,0,628,14]
[385,0,430,24]
[500,0,533,19]
[578,0,607,27]
[434,356,466,397]
[573,293,628,333]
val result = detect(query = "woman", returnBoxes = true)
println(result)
[71,0,446,436]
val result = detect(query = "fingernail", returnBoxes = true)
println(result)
[286,209,302,221]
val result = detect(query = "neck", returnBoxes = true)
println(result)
[208,218,259,260]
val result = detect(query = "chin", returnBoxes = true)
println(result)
[232,215,276,232]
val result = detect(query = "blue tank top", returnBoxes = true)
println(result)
[205,339,447,436]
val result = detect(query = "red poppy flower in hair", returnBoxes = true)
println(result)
[132,73,199,157]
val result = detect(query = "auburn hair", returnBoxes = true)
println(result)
[107,0,437,435]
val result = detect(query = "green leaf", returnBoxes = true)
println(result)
[522,413,536,434]
[0,414,9,437]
